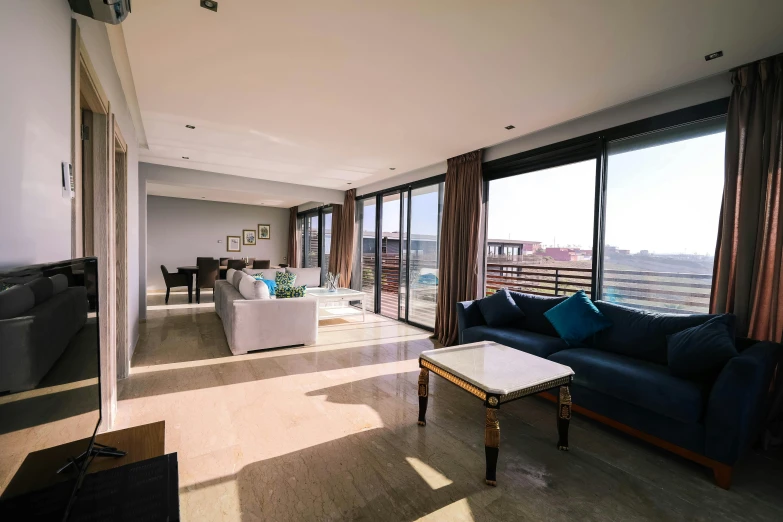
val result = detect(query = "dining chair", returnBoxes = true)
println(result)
[160,265,189,304]
[226,259,245,270]
[196,257,219,304]
[219,257,230,267]
[252,260,271,269]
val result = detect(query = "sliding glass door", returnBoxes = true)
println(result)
[407,184,443,328]
[302,212,320,269]
[355,179,444,329]
[321,207,332,282]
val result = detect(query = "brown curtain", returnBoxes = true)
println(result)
[328,189,356,286]
[711,56,783,342]
[287,206,300,268]
[435,150,484,346]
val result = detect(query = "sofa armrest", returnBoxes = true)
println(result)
[230,297,318,354]
[705,342,781,464]
[456,300,485,345]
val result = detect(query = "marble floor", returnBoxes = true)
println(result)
[4,292,783,521]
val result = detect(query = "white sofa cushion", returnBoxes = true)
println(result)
[238,273,270,300]
[232,270,245,289]
[285,267,321,288]
[243,268,283,280]
[226,268,236,284]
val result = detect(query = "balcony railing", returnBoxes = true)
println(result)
[486,262,712,314]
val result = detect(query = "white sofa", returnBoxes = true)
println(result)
[214,272,318,355]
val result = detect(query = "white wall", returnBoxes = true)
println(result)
[0,1,142,357]
[0,0,74,266]
[146,196,289,291]
[357,73,733,195]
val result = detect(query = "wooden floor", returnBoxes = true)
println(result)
[4,293,783,521]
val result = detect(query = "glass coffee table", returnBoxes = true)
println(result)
[417,341,575,486]
[306,287,368,322]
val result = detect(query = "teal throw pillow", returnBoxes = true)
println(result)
[667,316,737,381]
[275,271,296,288]
[252,275,277,295]
[276,285,307,298]
[544,290,612,346]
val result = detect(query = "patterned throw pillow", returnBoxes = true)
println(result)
[275,271,296,288]
[276,285,307,299]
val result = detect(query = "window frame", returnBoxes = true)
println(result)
[481,97,730,302]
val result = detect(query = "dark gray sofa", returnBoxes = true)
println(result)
[0,278,88,393]
[457,291,781,489]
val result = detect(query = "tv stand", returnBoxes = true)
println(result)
[2,421,164,499]
[56,442,127,474]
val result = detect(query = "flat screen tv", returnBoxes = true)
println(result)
[0,257,103,517]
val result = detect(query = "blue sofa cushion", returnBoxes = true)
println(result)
[550,348,706,424]
[591,301,735,365]
[462,326,569,359]
[544,290,612,346]
[478,288,525,327]
[668,316,737,381]
[508,292,567,337]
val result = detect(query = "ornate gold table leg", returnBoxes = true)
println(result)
[485,407,500,486]
[557,385,571,450]
[417,368,429,426]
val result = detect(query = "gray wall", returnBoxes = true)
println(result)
[147,196,289,291]
[358,73,733,195]
[0,2,141,356]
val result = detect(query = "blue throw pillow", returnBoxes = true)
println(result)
[544,290,612,346]
[667,316,737,381]
[478,288,525,327]
[253,276,277,295]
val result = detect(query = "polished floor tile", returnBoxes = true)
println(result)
[4,295,783,521]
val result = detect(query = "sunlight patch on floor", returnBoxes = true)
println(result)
[405,457,453,490]
[414,498,475,521]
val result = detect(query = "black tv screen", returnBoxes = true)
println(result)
[0,258,101,501]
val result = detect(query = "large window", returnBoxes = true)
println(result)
[302,212,320,269]
[602,118,726,313]
[321,208,332,281]
[357,198,377,297]
[486,160,597,298]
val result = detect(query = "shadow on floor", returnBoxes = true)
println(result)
[178,373,783,521]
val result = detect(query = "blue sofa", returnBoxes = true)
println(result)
[457,291,781,488]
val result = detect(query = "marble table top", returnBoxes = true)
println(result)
[420,341,574,395]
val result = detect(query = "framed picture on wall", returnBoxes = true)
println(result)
[243,229,257,245]
[258,224,271,240]
[227,236,241,252]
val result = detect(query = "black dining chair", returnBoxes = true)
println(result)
[278,263,289,268]
[252,260,271,269]
[196,258,219,304]
[226,259,245,270]
[161,265,189,304]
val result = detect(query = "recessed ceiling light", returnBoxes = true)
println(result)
[505,125,515,130]
[389,167,396,170]
[185,124,195,129]
[182,156,189,159]
[200,0,218,12]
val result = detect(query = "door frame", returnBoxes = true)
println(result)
[71,20,128,430]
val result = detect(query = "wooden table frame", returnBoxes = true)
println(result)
[417,358,573,486]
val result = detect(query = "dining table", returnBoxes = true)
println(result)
[177,266,199,303]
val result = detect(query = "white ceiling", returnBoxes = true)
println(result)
[124,0,783,192]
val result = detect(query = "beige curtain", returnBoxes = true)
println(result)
[711,56,783,342]
[328,189,356,286]
[435,150,484,346]
[287,206,300,268]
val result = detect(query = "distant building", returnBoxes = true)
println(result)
[618,249,631,255]
[544,247,590,262]
[640,250,650,256]
[487,239,542,257]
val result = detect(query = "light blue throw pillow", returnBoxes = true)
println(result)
[544,290,612,346]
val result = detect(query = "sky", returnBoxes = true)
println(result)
[487,131,725,255]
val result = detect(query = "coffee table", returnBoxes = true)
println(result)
[306,287,368,322]
[417,341,575,486]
